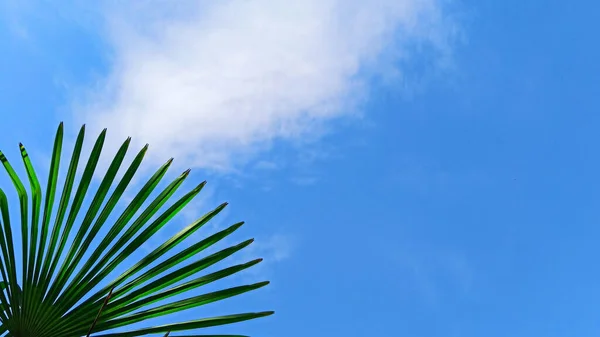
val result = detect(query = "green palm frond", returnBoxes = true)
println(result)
[0,123,273,336]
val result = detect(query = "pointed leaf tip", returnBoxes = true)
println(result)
[258,280,270,287]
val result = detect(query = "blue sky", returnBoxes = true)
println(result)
[1,1,600,336]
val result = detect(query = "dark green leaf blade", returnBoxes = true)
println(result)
[94,312,274,337]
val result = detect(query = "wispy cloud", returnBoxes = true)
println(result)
[386,240,474,306]
[18,0,459,278]
[234,233,295,282]
[69,0,458,173]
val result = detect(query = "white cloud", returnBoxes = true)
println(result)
[71,0,458,172]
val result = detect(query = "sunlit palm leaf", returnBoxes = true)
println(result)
[0,123,273,336]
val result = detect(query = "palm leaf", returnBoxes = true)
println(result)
[0,123,273,336]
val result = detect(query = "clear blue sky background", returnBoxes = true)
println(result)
[1,1,600,337]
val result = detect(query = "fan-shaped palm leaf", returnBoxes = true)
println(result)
[0,123,273,336]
